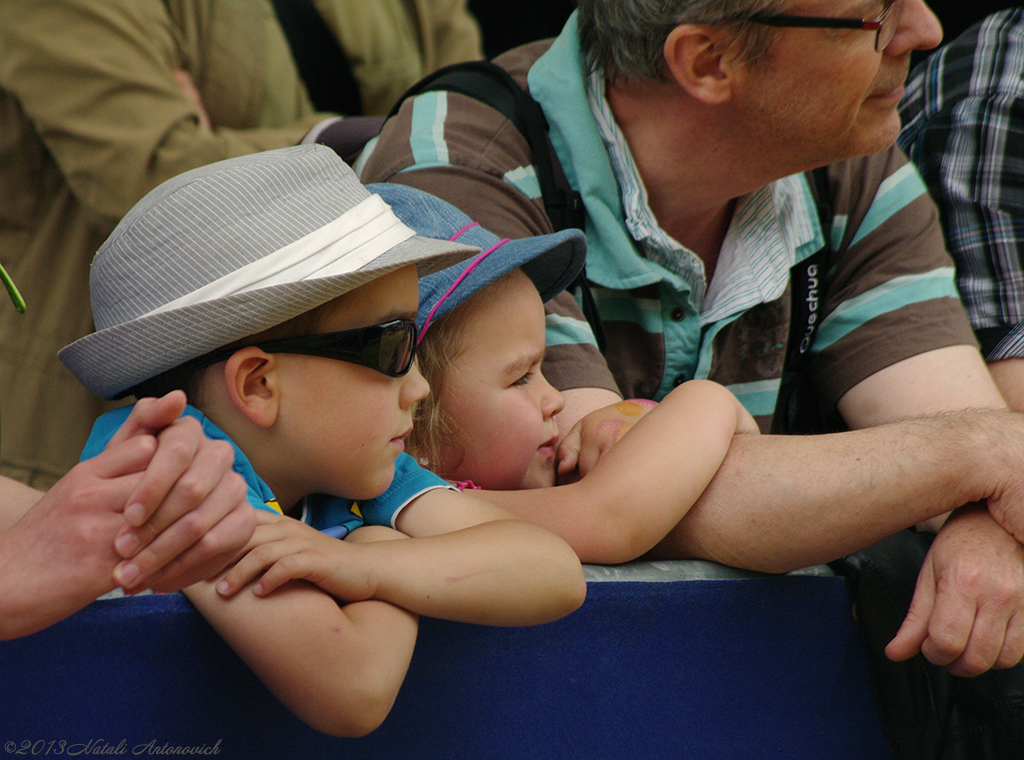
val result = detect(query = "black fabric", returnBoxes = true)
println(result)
[269,0,362,115]
[314,115,385,165]
[775,166,841,433]
[830,531,1024,760]
[468,0,574,59]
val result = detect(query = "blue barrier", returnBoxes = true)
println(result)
[0,562,891,759]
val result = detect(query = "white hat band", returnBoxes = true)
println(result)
[151,195,415,316]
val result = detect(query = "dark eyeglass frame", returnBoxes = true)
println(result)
[190,318,419,378]
[745,0,902,52]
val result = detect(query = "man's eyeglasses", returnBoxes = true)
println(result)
[745,0,903,52]
[192,319,419,377]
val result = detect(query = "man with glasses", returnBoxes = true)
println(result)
[359,0,1024,682]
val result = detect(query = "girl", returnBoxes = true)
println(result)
[368,183,760,564]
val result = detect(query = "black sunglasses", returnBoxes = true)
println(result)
[191,318,419,377]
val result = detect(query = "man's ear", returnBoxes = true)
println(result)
[221,347,281,429]
[663,24,739,104]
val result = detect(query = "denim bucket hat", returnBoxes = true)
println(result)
[60,146,479,400]
[367,183,586,337]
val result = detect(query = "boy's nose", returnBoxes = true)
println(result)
[400,360,430,408]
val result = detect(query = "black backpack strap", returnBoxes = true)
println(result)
[389,61,606,351]
[784,166,833,375]
[269,0,363,116]
[388,60,585,232]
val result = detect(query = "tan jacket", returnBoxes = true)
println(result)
[0,0,331,485]
[313,0,482,116]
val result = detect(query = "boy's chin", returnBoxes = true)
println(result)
[346,466,397,502]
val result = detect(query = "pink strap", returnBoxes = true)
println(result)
[450,222,479,241]
[418,237,510,342]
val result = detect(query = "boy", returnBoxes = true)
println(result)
[59,145,585,736]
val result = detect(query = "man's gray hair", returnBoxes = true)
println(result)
[577,0,788,81]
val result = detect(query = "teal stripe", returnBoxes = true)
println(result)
[396,162,454,173]
[850,165,927,247]
[830,214,848,251]
[726,379,781,417]
[591,293,663,333]
[545,313,597,347]
[352,135,378,176]
[504,166,542,200]
[410,93,449,166]
[814,268,958,352]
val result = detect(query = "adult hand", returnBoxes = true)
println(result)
[0,434,154,639]
[886,504,1024,676]
[105,392,252,593]
[172,69,211,131]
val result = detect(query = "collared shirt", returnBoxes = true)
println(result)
[899,7,1024,361]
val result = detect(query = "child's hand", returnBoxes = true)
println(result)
[556,399,658,482]
[215,512,377,602]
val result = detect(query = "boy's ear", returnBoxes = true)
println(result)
[663,24,739,105]
[221,347,281,429]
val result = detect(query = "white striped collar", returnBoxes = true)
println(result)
[587,70,821,325]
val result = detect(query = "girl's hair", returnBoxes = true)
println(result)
[408,271,522,477]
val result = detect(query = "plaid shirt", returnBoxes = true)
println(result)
[899,7,1024,360]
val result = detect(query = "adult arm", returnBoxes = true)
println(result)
[657,346,1024,675]
[657,346,1008,563]
[0,434,156,639]
[989,358,1024,413]
[842,346,1024,675]
[0,392,252,639]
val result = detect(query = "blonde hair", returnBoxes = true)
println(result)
[408,271,523,477]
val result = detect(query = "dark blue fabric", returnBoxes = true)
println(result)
[0,575,891,759]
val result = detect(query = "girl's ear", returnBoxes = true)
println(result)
[221,347,281,429]
[663,24,739,105]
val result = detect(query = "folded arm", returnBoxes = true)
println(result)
[659,346,1024,675]
[218,501,586,627]
[185,575,417,737]
[479,380,754,563]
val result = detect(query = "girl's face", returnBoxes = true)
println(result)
[437,270,564,490]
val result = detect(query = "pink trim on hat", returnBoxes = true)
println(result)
[418,237,510,343]
[449,222,480,242]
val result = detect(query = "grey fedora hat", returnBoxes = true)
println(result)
[60,146,479,399]
[366,183,586,336]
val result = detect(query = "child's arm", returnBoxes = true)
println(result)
[476,380,754,564]
[183,516,417,737]
[217,499,586,626]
